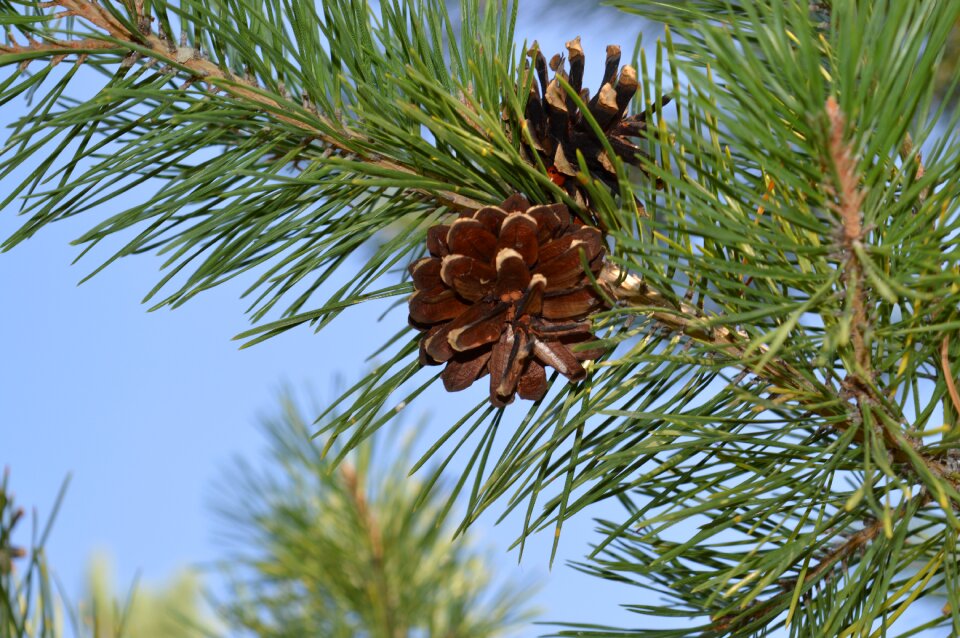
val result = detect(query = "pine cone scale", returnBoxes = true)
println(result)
[525,204,567,240]
[537,226,602,264]
[514,275,546,317]
[427,225,451,256]
[409,288,469,324]
[530,45,549,102]
[496,214,539,264]
[447,300,509,352]
[546,283,602,304]
[447,218,498,261]
[410,257,442,290]
[566,37,585,97]
[475,206,508,234]
[442,350,492,392]
[538,261,590,291]
[590,83,620,130]
[600,45,621,90]
[440,255,495,301]
[494,249,532,296]
[614,65,638,120]
[517,360,548,401]
[490,324,533,405]
[567,337,606,362]
[422,324,455,363]
[532,338,584,380]
[541,288,601,320]
[532,319,592,338]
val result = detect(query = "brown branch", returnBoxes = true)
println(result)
[598,262,808,378]
[802,519,883,583]
[819,101,958,484]
[826,96,870,373]
[792,490,929,592]
[0,37,118,56]
[9,0,483,213]
[339,464,403,638]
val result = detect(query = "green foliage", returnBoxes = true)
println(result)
[211,395,536,638]
[555,0,960,635]
[0,0,554,336]
[5,0,960,636]
[1,472,66,638]
[77,555,208,638]
[1,474,206,638]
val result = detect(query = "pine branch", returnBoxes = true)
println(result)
[340,464,403,638]
[599,259,960,494]
[709,491,933,634]
[0,36,117,56]
[213,397,536,638]
[826,96,870,373]
[4,1,960,634]
[1,0,482,212]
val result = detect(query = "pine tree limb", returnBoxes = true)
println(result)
[0,36,118,56]
[4,0,484,213]
[709,490,933,634]
[598,262,960,493]
[826,96,871,374]
[340,464,403,638]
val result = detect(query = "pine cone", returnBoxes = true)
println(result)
[409,195,607,407]
[523,38,670,203]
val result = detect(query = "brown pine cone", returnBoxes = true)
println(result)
[408,194,607,407]
[522,38,670,205]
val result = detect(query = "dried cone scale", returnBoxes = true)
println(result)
[408,195,607,407]
[523,38,669,202]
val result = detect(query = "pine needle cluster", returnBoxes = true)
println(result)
[1,471,64,638]
[211,397,535,637]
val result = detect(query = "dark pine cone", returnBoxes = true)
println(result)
[523,37,669,203]
[408,194,608,407]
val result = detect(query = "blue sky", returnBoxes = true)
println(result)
[0,3,664,635]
